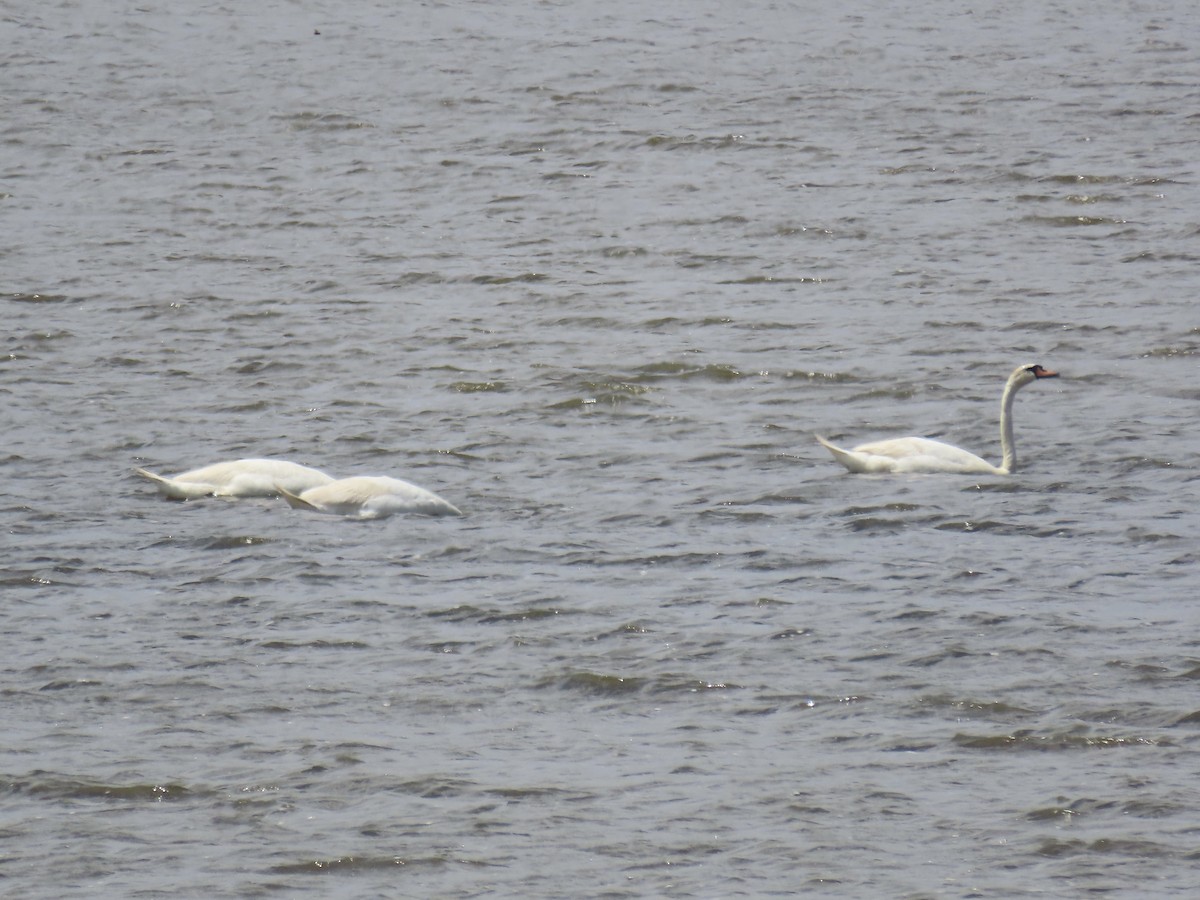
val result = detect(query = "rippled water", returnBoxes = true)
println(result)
[4,0,1200,896]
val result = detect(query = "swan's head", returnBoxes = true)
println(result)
[1010,363,1059,388]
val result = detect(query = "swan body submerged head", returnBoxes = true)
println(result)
[817,363,1058,475]
[135,458,335,499]
[279,475,462,519]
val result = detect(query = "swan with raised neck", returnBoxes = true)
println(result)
[816,364,1059,475]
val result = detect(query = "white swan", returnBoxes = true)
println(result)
[135,458,335,500]
[816,363,1059,475]
[278,475,462,519]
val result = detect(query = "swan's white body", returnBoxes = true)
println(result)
[279,475,462,519]
[135,458,335,499]
[817,364,1058,475]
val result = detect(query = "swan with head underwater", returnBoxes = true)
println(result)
[135,458,335,499]
[278,474,462,519]
[816,363,1059,475]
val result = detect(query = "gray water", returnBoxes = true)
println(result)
[4,1,1200,896]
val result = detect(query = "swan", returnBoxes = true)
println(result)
[816,363,1059,475]
[135,458,335,500]
[278,475,462,519]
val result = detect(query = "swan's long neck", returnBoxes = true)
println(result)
[997,377,1021,474]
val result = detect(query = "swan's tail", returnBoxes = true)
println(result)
[278,485,320,512]
[134,467,211,500]
[815,434,862,473]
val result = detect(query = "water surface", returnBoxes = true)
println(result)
[4,1,1200,896]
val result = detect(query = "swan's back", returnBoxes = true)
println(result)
[853,437,1003,474]
[137,458,334,499]
[816,435,1004,475]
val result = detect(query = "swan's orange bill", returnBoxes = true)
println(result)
[1032,366,1058,378]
